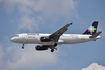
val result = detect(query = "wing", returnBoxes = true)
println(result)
[49,23,72,42]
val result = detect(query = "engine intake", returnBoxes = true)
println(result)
[40,37,51,42]
[35,45,49,50]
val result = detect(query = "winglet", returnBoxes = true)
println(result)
[89,31,102,38]
[66,22,72,27]
[70,22,72,25]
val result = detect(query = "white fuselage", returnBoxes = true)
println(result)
[11,33,101,45]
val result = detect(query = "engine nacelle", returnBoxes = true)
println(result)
[40,37,51,42]
[35,45,49,51]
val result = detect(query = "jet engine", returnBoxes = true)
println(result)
[35,45,49,50]
[40,37,51,42]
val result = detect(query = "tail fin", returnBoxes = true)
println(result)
[83,21,98,35]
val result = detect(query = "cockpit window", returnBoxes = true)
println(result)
[15,35,19,37]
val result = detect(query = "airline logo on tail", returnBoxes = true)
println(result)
[87,25,96,34]
[83,21,98,35]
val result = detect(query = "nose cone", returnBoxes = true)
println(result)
[11,37,15,42]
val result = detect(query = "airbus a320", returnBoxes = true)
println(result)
[11,21,102,52]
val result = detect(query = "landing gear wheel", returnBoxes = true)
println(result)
[54,43,57,46]
[22,44,24,49]
[22,47,24,49]
[51,49,54,52]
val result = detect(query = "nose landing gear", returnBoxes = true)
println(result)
[22,44,24,49]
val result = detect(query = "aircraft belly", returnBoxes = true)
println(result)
[62,37,89,44]
[66,39,81,44]
[40,42,55,45]
[27,38,40,44]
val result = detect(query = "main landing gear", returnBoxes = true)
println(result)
[50,43,57,52]
[51,49,54,52]
[22,44,24,49]
[54,43,57,46]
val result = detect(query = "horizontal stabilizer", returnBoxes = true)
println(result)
[89,31,102,38]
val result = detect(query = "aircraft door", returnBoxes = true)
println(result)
[22,35,28,43]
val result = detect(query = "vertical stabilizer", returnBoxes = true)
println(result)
[83,21,98,35]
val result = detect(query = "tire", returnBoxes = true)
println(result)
[51,49,54,52]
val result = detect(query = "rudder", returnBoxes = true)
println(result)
[83,21,98,35]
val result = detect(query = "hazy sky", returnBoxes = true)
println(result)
[0,0,105,70]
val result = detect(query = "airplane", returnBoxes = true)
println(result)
[11,21,102,52]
